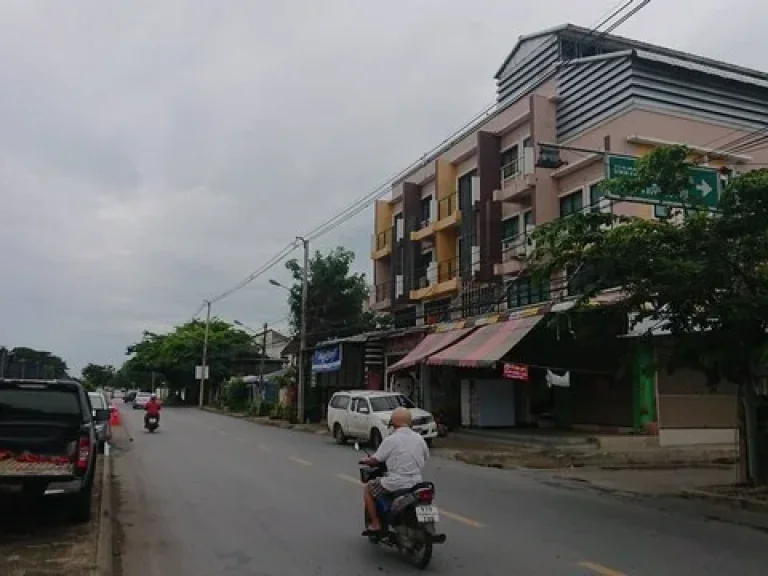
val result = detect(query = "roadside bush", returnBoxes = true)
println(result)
[269,403,286,420]
[223,378,249,412]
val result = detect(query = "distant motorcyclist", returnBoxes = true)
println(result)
[144,395,162,427]
[359,406,429,533]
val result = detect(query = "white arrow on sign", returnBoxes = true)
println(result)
[695,180,713,197]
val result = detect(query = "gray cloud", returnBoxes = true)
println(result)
[0,0,764,372]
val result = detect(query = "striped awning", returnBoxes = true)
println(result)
[387,327,475,373]
[427,314,544,368]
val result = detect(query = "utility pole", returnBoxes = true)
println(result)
[259,322,267,393]
[297,236,309,424]
[199,300,212,408]
[151,371,156,394]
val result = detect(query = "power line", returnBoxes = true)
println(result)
[193,4,649,312]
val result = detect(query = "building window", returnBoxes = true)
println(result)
[589,182,605,212]
[500,145,519,180]
[559,190,583,217]
[523,210,534,231]
[501,216,520,242]
[420,196,432,223]
[507,276,550,309]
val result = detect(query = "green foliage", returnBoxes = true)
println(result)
[284,247,391,344]
[81,364,116,391]
[222,377,250,411]
[528,144,768,385]
[124,319,256,393]
[0,347,69,379]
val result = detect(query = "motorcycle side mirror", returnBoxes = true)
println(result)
[353,442,360,451]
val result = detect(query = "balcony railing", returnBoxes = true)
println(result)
[438,193,458,221]
[375,228,393,251]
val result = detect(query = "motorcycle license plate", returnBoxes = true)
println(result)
[415,505,439,523]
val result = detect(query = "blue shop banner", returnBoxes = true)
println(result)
[312,345,342,373]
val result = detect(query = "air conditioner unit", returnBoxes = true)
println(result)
[515,241,527,258]
[429,199,437,222]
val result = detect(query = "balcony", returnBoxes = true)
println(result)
[371,228,393,260]
[409,257,460,300]
[434,193,461,232]
[370,281,392,311]
[494,233,534,276]
[493,148,536,203]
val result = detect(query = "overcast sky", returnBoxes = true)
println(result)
[0,0,763,374]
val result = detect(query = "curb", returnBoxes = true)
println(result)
[200,406,330,436]
[96,447,114,576]
[681,488,768,513]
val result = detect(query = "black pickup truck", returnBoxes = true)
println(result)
[0,378,102,522]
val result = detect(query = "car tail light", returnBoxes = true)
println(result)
[76,436,90,471]
[416,489,434,502]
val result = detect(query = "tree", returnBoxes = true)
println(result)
[81,364,116,391]
[124,319,257,403]
[0,346,69,379]
[527,145,768,484]
[285,247,391,345]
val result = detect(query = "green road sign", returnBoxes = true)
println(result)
[605,155,720,210]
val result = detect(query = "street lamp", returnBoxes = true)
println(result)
[269,279,290,291]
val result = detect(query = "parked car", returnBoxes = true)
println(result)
[0,377,99,522]
[132,392,152,410]
[327,390,438,448]
[88,391,113,451]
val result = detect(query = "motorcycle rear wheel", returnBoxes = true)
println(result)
[408,540,433,570]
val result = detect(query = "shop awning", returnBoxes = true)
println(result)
[387,327,475,373]
[427,314,544,368]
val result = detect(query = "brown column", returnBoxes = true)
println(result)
[477,131,502,282]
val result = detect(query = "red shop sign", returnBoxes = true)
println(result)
[503,363,529,382]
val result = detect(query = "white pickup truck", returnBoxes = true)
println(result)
[327,390,438,448]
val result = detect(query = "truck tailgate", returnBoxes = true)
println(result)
[0,458,73,477]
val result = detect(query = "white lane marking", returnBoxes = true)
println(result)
[289,456,313,466]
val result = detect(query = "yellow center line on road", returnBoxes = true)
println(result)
[578,561,627,576]
[289,456,313,466]
[334,473,485,528]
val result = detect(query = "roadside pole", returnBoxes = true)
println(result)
[259,322,267,396]
[297,236,309,424]
[199,300,211,408]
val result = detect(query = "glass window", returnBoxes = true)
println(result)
[369,394,416,412]
[559,190,584,217]
[523,210,534,231]
[420,197,432,223]
[500,146,519,179]
[501,216,520,241]
[589,182,605,212]
[0,388,81,419]
[357,399,370,413]
[507,276,550,309]
[88,394,106,409]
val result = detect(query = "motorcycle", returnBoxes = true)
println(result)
[354,442,446,569]
[145,415,159,433]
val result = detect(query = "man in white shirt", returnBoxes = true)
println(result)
[359,406,430,532]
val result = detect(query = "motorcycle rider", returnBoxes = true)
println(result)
[144,394,162,427]
[359,406,429,533]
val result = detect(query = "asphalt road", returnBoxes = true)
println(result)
[114,406,768,576]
